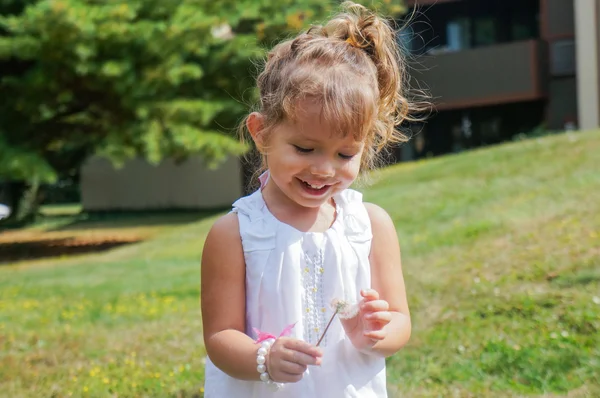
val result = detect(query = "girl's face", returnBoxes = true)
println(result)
[260,100,365,209]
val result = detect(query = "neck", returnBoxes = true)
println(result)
[261,180,336,233]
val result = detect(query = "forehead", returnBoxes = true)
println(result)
[281,99,363,146]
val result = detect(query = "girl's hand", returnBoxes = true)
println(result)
[340,289,392,351]
[265,337,323,383]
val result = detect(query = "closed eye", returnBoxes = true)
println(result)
[293,145,313,154]
[338,153,356,160]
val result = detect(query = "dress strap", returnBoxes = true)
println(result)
[335,189,373,244]
[232,190,277,252]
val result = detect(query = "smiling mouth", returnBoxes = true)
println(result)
[297,178,336,195]
[298,178,330,189]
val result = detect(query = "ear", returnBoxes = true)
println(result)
[246,112,265,149]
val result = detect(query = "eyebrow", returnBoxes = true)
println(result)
[294,137,361,146]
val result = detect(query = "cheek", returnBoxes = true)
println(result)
[284,151,306,169]
[340,158,362,179]
[270,148,304,172]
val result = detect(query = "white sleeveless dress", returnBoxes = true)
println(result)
[203,186,387,398]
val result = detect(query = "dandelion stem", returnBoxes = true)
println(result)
[316,308,338,347]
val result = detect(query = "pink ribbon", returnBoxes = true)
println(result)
[253,322,296,343]
[258,170,270,189]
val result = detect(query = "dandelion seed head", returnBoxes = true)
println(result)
[330,298,359,319]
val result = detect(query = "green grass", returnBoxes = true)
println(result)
[1,130,599,397]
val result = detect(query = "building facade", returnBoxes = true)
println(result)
[400,0,595,160]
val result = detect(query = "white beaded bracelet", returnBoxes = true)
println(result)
[256,338,283,391]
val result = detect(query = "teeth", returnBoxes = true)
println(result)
[302,180,325,189]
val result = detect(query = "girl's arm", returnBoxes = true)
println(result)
[336,203,411,356]
[363,202,411,357]
[201,213,322,382]
[201,213,260,380]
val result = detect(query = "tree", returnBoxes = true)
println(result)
[0,0,405,224]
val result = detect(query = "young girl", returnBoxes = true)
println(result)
[201,2,417,396]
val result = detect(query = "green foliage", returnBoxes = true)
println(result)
[0,0,406,184]
[0,135,56,183]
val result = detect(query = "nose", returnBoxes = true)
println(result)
[310,157,335,178]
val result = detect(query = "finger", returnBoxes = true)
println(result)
[361,289,379,301]
[365,311,392,324]
[272,371,303,384]
[362,300,390,313]
[364,329,387,340]
[283,339,323,359]
[279,360,308,375]
[286,348,322,366]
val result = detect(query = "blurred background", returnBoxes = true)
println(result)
[0,0,598,397]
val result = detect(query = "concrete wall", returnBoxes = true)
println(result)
[81,156,243,211]
[575,0,600,129]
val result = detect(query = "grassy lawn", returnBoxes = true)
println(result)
[1,130,599,397]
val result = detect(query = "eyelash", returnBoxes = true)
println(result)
[293,145,313,154]
[293,145,355,160]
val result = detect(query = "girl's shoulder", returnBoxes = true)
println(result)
[204,212,242,249]
[363,202,395,232]
[362,202,398,257]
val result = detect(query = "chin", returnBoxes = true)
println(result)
[294,195,331,209]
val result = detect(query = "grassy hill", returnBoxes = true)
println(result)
[0,130,598,397]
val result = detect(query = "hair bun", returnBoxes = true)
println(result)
[323,1,387,54]
[322,2,402,127]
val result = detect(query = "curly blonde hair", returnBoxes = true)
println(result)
[242,1,424,174]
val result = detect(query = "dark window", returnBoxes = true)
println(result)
[405,0,540,54]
